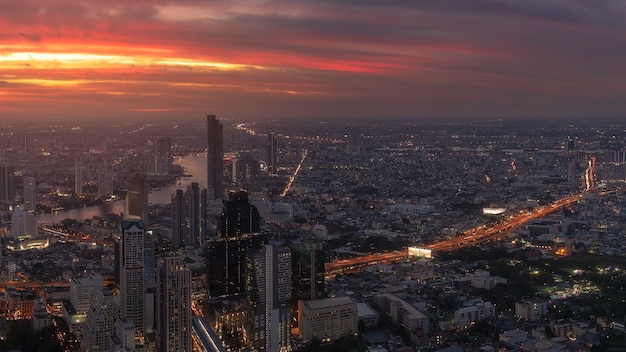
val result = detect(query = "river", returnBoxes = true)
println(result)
[37,154,207,224]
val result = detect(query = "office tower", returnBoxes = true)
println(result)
[207,115,224,200]
[75,158,83,196]
[236,156,261,191]
[155,137,172,175]
[156,257,192,352]
[205,233,268,298]
[291,243,326,323]
[218,191,261,238]
[97,159,114,199]
[125,172,148,222]
[267,130,277,176]
[245,244,292,351]
[119,218,146,338]
[22,176,36,211]
[144,231,156,334]
[71,272,103,313]
[172,183,207,248]
[80,289,117,352]
[144,140,156,174]
[298,297,358,343]
[0,165,15,201]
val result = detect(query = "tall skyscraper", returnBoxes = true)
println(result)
[172,182,207,248]
[218,191,261,238]
[125,172,148,222]
[97,159,114,199]
[156,257,192,352]
[80,289,117,352]
[267,130,277,176]
[22,176,36,211]
[236,156,261,191]
[245,244,292,351]
[205,233,268,298]
[207,115,224,200]
[155,137,172,175]
[75,158,83,196]
[0,165,15,201]
[291,242,326,320]
[119,218,146,338]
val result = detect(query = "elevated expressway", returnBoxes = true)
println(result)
[324,190,609,276]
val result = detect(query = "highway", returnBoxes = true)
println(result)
[324,190,602,276]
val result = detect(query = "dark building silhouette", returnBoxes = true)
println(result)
[291,243,326,324]
[205,233,268,298]
[267,130,277,176]
[218,191,261,238]
[0,166,15,201]
[171,182,207,248]
[206,191,265,298]
[207,115,224,200]
[155,137,172,175]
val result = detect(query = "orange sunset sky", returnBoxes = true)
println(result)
[1,0,626,121]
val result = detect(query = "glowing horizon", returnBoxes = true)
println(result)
[1,0,626,121]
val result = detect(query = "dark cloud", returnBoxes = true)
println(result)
[18,32,41,42]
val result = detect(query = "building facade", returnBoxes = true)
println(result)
[156,257,192,352]
[207,115,224,200]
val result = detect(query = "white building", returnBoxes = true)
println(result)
[515,300,548,322]
[80,290,118,352]
[454,301,495,329]
[298,297,357,343]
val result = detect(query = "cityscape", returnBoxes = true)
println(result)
[0,116,625,352]
[2,1,626,352]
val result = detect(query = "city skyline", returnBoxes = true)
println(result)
[1,0,626,122]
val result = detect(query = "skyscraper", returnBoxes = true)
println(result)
[75,158,83,196]
[80,289,117,352]
[97,159,114,199]
[218,191,261,238]
[267,129,277,176]
[245,244,292,351]
[156,257,192,352]
[205,233,268,298]
[291,242,326,321]
[119,218,146,338]
[207,115,224,200]
[125,172,148,222]
[22,176,36,211]
[0,165,15,201]
[172,182,207,248]
[155,137,172,175]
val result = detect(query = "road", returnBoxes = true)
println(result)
[324,190,605,276]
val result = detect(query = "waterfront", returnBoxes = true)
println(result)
[37,154,207,224]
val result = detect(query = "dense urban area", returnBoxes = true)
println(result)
[0,117,625,352]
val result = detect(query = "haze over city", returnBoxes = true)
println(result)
[2,0,626,121]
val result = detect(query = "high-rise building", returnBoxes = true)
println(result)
[80,289,118,352]
[155,137,172,175]
[125,173,148,222]
[245,244,292,351]
[156,257,192,352]
[205,233,268,298]
[172,182,207,248]
[0,165,15,201]
[236,156,261,191]
[267,130,277,176]
[291,242,326,322]
[68,271,103,330]
[75,158,83,196]
[97,159,114,199]
[207,115,224,200]
[22,176,36,211]
[119,218,146,338]
[218,191,261,238]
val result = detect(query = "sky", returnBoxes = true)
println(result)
[1,0,626,122]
